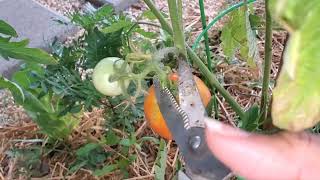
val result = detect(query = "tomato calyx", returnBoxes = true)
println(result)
[93,47,181,104]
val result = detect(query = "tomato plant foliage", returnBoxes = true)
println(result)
[1,4,171,176]
[0,20,56,65]
[85,27,123,68]
[270,0,320,131]
[221,6,260,67]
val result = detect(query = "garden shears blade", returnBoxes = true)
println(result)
[154,55,231,180]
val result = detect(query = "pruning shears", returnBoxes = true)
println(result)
[154,55,231,180]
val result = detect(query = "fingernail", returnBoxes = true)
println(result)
[204,117,250,138]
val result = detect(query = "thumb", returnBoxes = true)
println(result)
[204,118,320,180]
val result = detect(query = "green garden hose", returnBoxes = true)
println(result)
[198,0,212,71]
[192,0,257,49]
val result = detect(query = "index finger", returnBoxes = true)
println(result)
[204,119,320,180]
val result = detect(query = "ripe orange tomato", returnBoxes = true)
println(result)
[144,74,211,140]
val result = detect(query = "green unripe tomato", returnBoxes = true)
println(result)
[92,57,130,96]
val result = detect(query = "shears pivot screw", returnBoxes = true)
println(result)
[189,135,201,150]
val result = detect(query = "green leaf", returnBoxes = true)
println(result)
[0,40,57,64]
[221,9,247,60]
[22,92,49,113]
[270,0,317,31]
[9,39,30,47]
[0,20,17,37]
[28,110,80,139]
[271,1,320,131]
[71,5,114,30]
[249,14,263,30]
[93,164,118,177]
[220,8,259,67]
[12,63,44,90]
[71,143,108,173]
[119,139,132,147]
[244,11,259,67]
[221,26,238,59]
[141,10,158,20]
[155,139,167,180]
[84,28,122,68]
[0,37,10,43]
[240,104,260,131]
[69,160,88,173]
[101,20,132,33]
[76,143,101,157]
[135,28,158,39]
[13,90,80,139]
[70,104,82,113]
[0,76,25,103]
[104,130,120,146]
[141,10,168,20]
[119,136,135,147]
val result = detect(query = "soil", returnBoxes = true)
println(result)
[34,0,85,16]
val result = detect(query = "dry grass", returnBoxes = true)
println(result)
[215,30,287,124]
[126,0,232,44]
[0,106,180,179]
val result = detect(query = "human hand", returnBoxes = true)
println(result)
[204,118,320,180]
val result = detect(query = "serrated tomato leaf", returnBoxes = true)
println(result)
[271,0,320,131]
[0,40,57,64]
[101,19,132,33]
[84,28,122,68]
[71,5,114,30]
[221,8,259,67]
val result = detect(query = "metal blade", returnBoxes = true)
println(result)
[178,171,191,180]
[153,77,189,146]
[154,77,231,180]
[177,56,206,129]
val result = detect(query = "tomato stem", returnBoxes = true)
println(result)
[167,0,187,56]
[126,53,152,62]
[143,0,246,120]
[260,0,273,123]
[143,0,173,35]
[111,55,171,100]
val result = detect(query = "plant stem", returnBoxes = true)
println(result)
[260,0,273,122]
[244,0,248,11]
[198,0,219,118]
[167,0,187,56]
[143,0,173,35]
[198,0,212,71]
[177,0,183,24]
[264,33,289,129]
[192,0,257,50]
[143,0,245,119]
[187,47,245,119]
